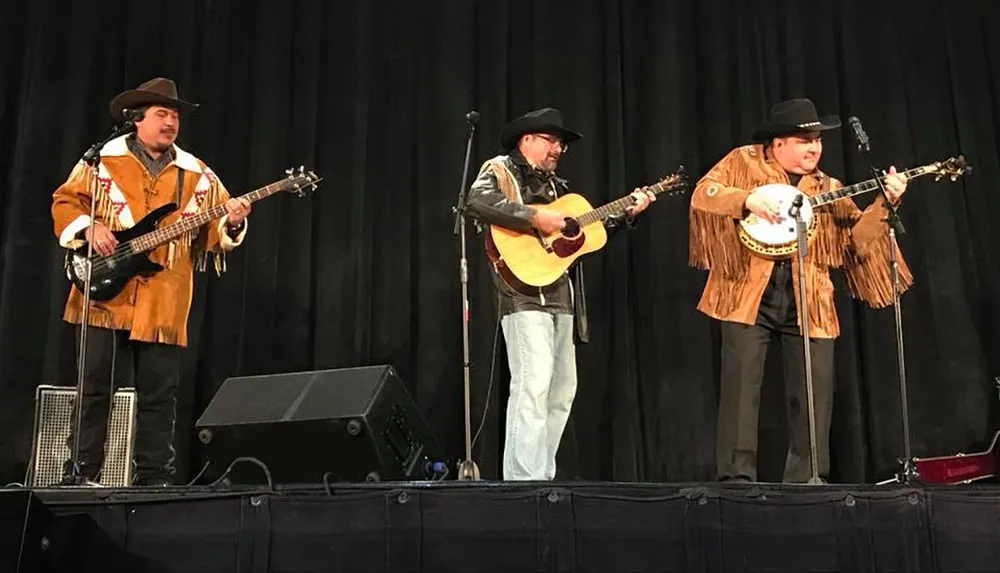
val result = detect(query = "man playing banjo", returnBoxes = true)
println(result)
[688,98,910,483]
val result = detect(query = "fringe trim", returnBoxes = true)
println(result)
[194,250,227,276]
[810,208,852,268]
[725,149,757,192]
[64,307,186,346]
[93,181,125,232]
[687,145,761,276]
[165,232,197,269]
[129,324,184,346]
[63,297,187,346]
[190,175,229,276]
[843,236,914,308]
[687,209,750,278]
[63,305,132,332]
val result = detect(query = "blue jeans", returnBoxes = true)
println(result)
[501,311,577,480]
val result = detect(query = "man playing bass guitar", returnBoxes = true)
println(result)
[51,78,250,486]
[466,107,655,481]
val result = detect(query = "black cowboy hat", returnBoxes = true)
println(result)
[500,107,583,150]
[751,98,840,142]
[108,77,199,122]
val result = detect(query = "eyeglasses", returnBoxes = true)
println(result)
[534,134,568,152]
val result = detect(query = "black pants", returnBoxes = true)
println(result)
[64,327,182,484]
[716,261,835,483]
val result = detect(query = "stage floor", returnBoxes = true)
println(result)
[8,480,1000,572]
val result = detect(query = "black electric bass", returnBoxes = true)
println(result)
[64,167,320,301]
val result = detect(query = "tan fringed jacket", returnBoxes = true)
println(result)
[51,136,247,347]
[688,144,912,339]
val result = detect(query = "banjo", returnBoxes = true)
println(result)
[738,156,969,258]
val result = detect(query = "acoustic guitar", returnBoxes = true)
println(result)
[485,171,687,289]
[737,156,969,258]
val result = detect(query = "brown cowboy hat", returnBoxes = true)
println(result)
[108,77,199,122]
[751,98,840,142]
[500,107,583,150]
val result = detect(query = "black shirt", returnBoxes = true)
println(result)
[755,171,802,331]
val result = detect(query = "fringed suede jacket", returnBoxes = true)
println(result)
[688,144,912,339]
[51,135,247,347]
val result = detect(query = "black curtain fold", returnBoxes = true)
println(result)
[1,0,997,486]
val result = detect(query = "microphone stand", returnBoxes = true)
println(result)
[789,194,824,485]
[855,141,917,485]
[452,111,481,481]
[64,120,136,486]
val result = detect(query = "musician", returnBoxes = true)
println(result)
[688,98,911,483]
[466,107,655,480]
[51,78,250,486]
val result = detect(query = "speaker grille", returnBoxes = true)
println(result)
[195,365,446,484]
[27,385,137,487]
[197,365,390,425]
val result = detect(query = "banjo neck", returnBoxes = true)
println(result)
[738,155,968,258]
[808,165,934,208]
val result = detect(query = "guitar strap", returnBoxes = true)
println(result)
[175,167,185,206]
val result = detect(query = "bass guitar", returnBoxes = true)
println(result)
[737,156,969,258]
[65,166,321,301]
[486,170,687,289]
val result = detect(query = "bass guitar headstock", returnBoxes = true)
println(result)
[283,166,323,197]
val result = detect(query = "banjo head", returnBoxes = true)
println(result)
[737,183,815,258]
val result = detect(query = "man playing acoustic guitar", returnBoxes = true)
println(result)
[466,107,655,480]
[688,98,909,483]
[51,78,250,486]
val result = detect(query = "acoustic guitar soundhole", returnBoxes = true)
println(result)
[552,227,585,258]
[562,218,581,238]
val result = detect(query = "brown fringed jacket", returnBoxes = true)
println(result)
[51,135,247,347]
[688,144,912,339]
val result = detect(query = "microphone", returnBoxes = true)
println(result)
[121,108,144,122]
[788,193,804,219]
[465,110,481,125]
[847,116,870,153]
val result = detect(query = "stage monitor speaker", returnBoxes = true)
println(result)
[0,490,53,573]
[195,365,449,485]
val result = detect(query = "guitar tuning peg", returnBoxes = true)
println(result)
[285,168,293,176]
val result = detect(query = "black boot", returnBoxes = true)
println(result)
[60,461,104,487]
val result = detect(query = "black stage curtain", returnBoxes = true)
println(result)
[1,0,998,485]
